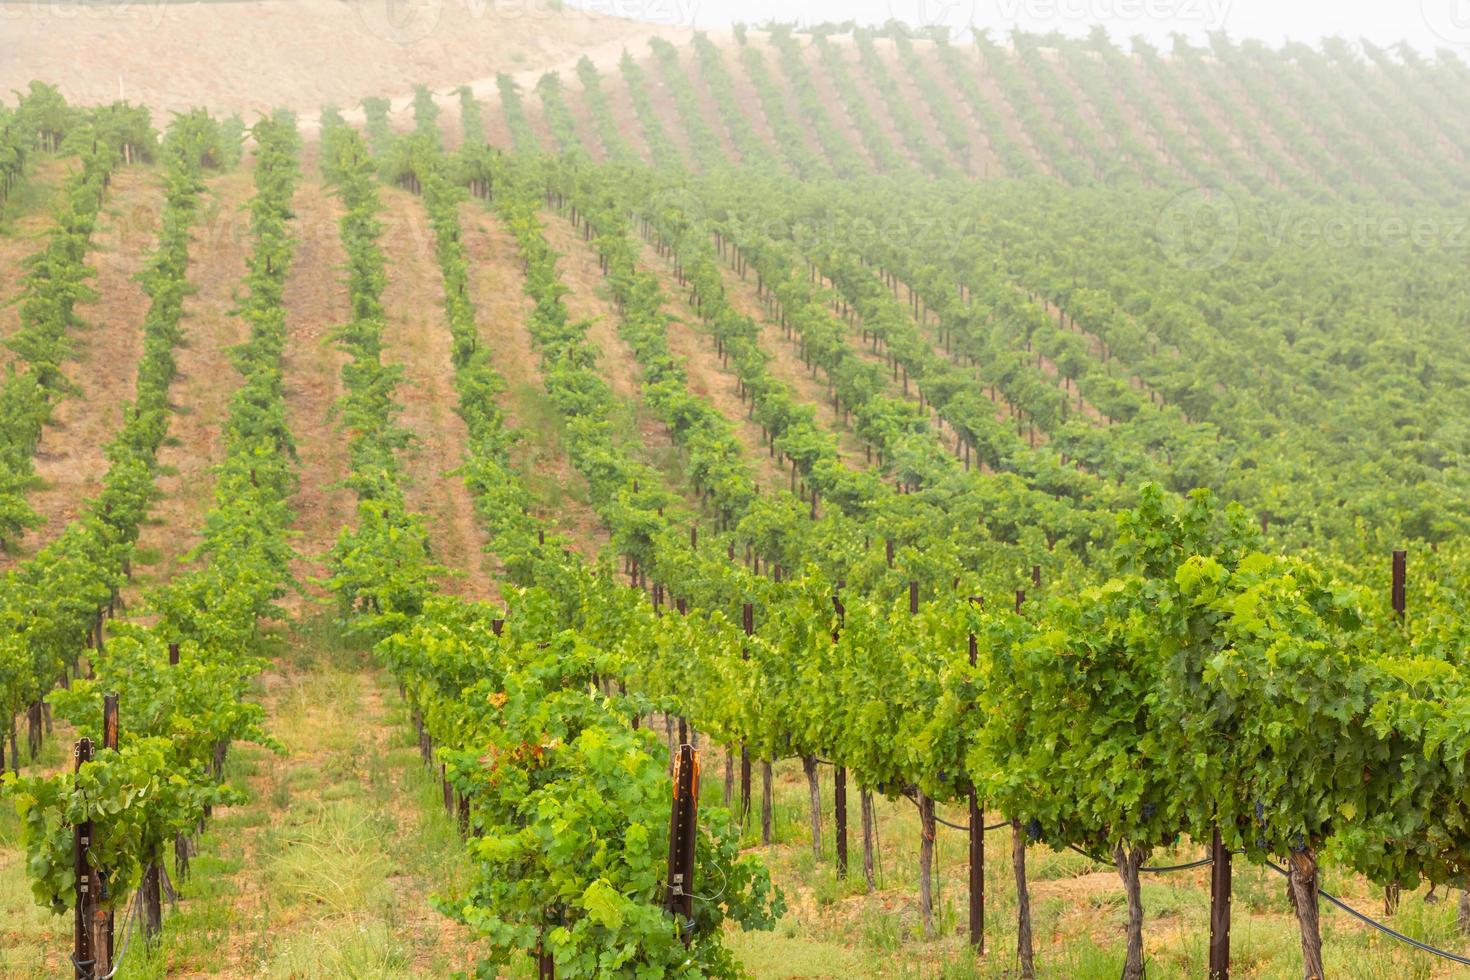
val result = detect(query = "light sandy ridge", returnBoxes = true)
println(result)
[0,0,689,128]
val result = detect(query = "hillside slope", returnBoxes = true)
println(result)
[0,0,683,120]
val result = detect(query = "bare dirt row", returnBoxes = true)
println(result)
[5,165,160,566]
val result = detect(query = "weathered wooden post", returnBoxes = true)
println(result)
[1009,598,1034,977]
[1209,826,1231,978]
[168,643,192,880]
[94,694,120,972]
[665,743,699,943]
[1392,549,1407,620]
[740,603,753,827]
[74,737,98,980]
[1384,548,1408,917]
[968,631,984,954]
[832,592,848,879]
[910,582,937,938]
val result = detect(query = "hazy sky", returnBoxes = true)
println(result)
[567,0,1469,53]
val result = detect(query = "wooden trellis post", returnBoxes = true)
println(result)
[73,737,97,980]
[665,743,699,942]
[832,591,848,879]
[1209,826,1231,978]
[968,631,984,954]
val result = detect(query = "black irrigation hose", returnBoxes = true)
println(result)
[898,791,1042,835]
[849,781,1470,966]
[935,813,970,832]
[1140,856,1218,874]
[902,791,967,831]
[1064,843,1223,874]
[1260,859,1470,968]
[899,791,1005,834]
[834,772,1470,968]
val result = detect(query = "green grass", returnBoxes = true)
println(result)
[0,169,60,232]
[261,799,397,917]
[13,622,1470,978]
[130,546,164,567]
[1,617,478,977]
[706,752,1470,978]
[264,920,415,978]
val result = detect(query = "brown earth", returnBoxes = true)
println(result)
[794,39,878,173]
[0,156,74,368]
[378,185,497,601]
[0,0,682,125]
[279,174,355,609]
[695,236,868,471]
[1066,49,1175,180]
[1129,51,1225,174]
[559,73,607,164]
[741,36,830,168]
[0,4,1428,205]
[630,39,697,168]
[872,39,964,173]
[821,37,921,172]
[970,46,1055,178]
[714,41,784,165]
[1010,47,1099,180]
[134,169,257,588]
[673,43,739,163]
[517,81,560,155]
[458,200,608,559]
[176,647,479,977]
[539,209,683,476]
[4,164,160,566]
[922,45,1004,179]
[589,56,656,165]
[475,86,514,153]
[629,236,790,494]
[705,41,787,164]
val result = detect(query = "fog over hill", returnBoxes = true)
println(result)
[575,0,1470,53]
[0,0,686,119]
[4,0,1464,134]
